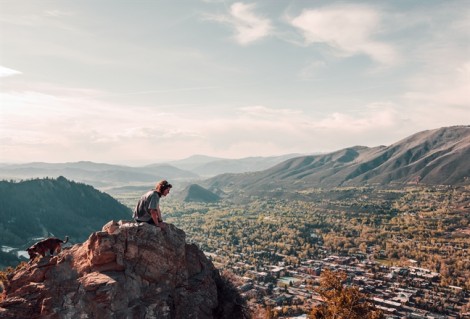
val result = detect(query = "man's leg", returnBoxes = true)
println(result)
[146,219,156,225]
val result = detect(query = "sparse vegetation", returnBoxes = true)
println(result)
[0,262,28,302]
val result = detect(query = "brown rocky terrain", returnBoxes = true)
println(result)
[0,221,246,319]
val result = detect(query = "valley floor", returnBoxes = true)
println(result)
[114,185,470,317]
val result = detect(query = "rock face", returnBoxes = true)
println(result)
[0,221,245,319]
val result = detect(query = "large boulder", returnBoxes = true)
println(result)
[0,221,245,319]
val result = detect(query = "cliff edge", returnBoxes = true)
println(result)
[0,221,246,319]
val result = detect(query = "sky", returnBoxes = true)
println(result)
[1,0,469,165]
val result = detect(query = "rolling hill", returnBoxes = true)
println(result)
[0,154,302,190]
[176,184,221,203]
[0,177,132,267]
[0,161,197,190]
[203,126,470,194]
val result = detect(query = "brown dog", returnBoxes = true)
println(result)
[27,236,69,262]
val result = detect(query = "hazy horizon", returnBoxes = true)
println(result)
[0,152,306,166]
[1,1,469,165]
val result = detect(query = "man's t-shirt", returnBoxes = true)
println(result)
[133,190,160,222]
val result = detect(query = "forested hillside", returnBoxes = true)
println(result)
[178,184,221,203]
[0,177,131,266]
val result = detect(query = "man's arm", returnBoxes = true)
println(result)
[150,209,159,224]
[150,209,165,228]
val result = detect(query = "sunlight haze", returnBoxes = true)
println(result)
[1,0,469,165]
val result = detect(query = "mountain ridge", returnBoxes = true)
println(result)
[0,154,304,189]
[203,126,470,194]
[1,126,468,193]
[187,153,304,177]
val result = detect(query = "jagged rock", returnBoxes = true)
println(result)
[0,221,246,319]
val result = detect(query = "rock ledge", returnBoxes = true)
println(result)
[0,221,244,319]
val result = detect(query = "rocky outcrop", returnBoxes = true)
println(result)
[0,221,246,319]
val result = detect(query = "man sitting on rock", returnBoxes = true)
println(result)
[133,180,172,230]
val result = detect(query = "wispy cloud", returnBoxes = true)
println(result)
[1,2,467,163]
[238,105,301,118]
[98,85,221,97]
[0,84,405,162]
[401,10,470,114]
[405,61,470,108]
[44,10,74,18]
[289,4,399,66]
[0,66,22,77]
[313,102,402,132]
[206,2,273,45]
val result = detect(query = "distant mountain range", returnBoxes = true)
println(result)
[170,154,303,177]
[0,154,302,190]
[1,126,468,197]
[1,126,468,264]
[0,162,196,189]
[202,126,470,195]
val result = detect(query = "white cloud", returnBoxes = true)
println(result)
[0,66,22,77]
[404,61,470,107]
[399,8,470,117]
[401,62,470,131]
[0,86,408,162]
[238,105,301,118]
[2,1,467,164]
[2,82,461,163]
[289,4,399,65]
[206,2,272,45]
[313,103,402,132]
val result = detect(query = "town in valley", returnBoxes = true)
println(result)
[113,184,470,318]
